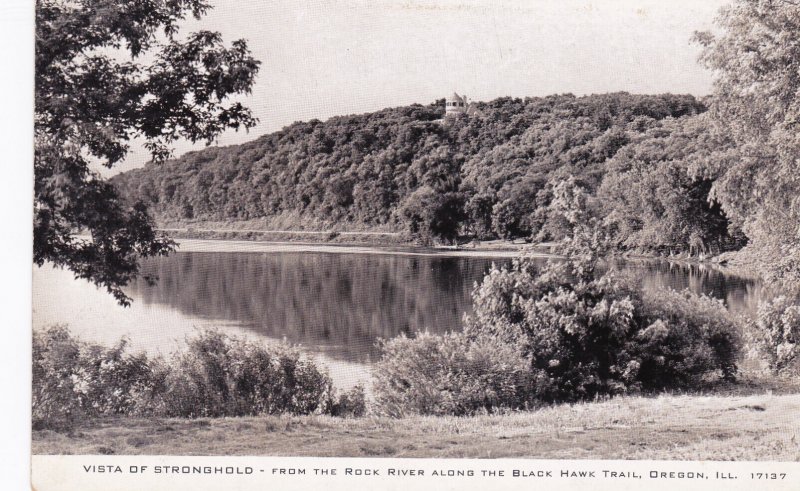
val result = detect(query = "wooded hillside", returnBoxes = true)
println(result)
[112,92,739,252]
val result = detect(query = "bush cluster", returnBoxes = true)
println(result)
[32,327,365,430]
[373,258,741,416]
[745,296,800,375]
[32,326,156,429]
[373,331,531,417]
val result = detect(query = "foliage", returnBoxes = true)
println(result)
[372,331,533,417]
[694,0,800,285]
[113,91,746,256]
[373,258,741,415]
[397,186,465,245]
[112,93,710,245]
[32,326,363,430]
[636,289,741,387]
[468,259,740,398]
[326,385,368,418]
[599,116,743,255]
[745,296,800,375]
[463,192,495,239]
[154,330,334,417]
[35,0,260,304]
[32,325,159,430]
[489,198,526,240]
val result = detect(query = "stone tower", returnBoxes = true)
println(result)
[445,92,468,118]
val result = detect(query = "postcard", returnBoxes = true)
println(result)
[28,0,800,489]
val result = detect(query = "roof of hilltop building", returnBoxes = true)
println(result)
[441,92,483,121]
[448,92,464,103]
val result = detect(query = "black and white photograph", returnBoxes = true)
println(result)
[19,0,800,488]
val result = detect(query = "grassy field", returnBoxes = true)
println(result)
[32,392,800,460]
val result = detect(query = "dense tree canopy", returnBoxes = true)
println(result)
[694,0,800,285]
[599,115,743,256]
[114,92,723,250]
[35,0,260,304]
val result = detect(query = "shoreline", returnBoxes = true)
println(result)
[171,237,548,259]
[169,238,760,281]
[80,228,762,277]
[153,223,759,278]
[617,252,763,282]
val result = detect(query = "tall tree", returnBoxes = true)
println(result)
[599,116,741,256]
[695,0,800,286]
[35,0,260,304]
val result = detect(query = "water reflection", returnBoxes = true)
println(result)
[130,253,505,362]
[125,252,768,364]
[608,258,766,315]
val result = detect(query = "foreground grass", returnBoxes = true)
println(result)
[33,392,800,460]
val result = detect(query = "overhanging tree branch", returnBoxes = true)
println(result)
[35,0,261,305]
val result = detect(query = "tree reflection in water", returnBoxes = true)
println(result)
[129,253,767,363]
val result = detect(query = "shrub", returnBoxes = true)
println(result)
[470,259,740,398]
[466,260,641,403]
[326,385,368,418]
[372,331,533,417]
[373,258,741,415]
[745,296,800,375]
[154,330,335,417]
[32,325,158,430]
[32,327,363,429]
[636,289,740,387]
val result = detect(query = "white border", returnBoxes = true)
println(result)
[31,456,800,491]
[0,0,34,490]
[11,1,800,490]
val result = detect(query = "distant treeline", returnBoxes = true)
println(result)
[112,92,741,253]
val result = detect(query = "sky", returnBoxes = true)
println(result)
[109,0,731,176]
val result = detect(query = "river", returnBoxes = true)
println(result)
[32,249,767,389]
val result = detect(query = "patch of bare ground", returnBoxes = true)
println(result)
[32,392,800,460]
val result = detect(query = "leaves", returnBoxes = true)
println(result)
[466,258,740,400]
[598,115,743,255]
[695,0,800,286]
[35,0,260,304]
[746,296,800,374]
[32,326,354,428]
[111,92,708,249]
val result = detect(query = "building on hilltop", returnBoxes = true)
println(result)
[444,92,481,119]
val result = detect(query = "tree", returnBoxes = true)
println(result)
[109,92,708,244]
[694,0,800,286]
[35,0,261,305]
[397,185,465,245]
[599,116,742,256]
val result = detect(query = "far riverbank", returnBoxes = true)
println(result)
[156,223,755,275]
[172,238,539,258]
[167,238,760,283]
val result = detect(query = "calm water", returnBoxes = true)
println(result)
[33,251,768,388]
